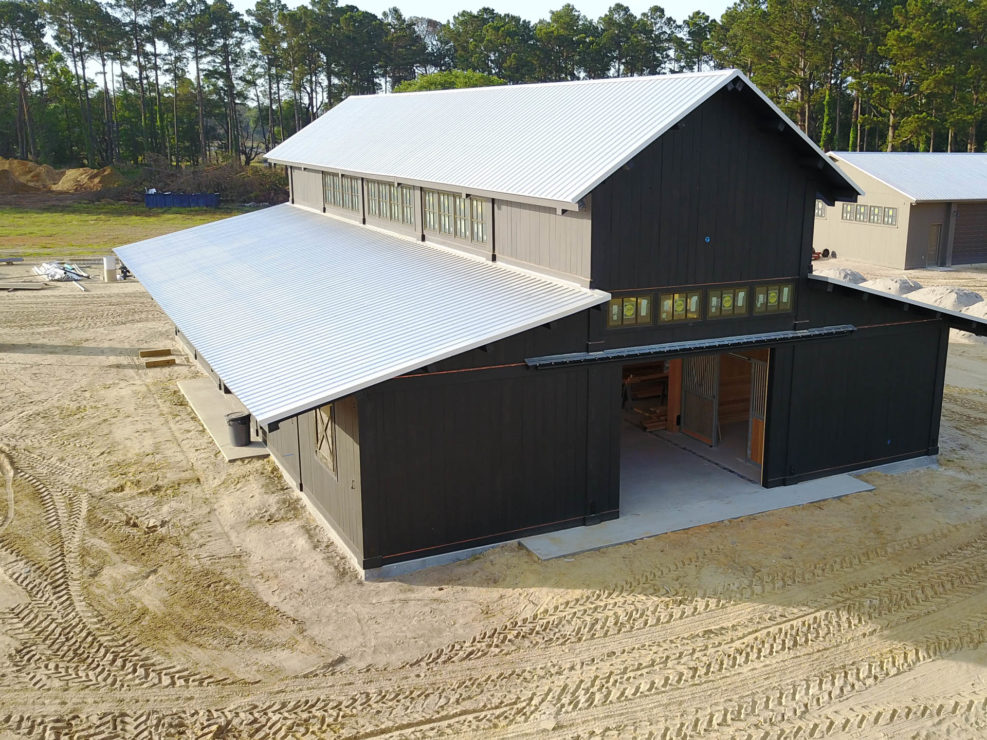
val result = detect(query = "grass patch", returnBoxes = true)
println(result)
[0,201,253,258]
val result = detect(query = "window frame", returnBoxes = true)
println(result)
[314,403,337,476]
[423,188,489,245]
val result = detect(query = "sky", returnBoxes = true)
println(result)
[230,0,734,25]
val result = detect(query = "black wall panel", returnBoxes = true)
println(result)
[591,88,821,292]
[358,365,619,566]
[764,319,946,486]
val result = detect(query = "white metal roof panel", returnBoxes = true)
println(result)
[831,152,987,202]
[115,204,608,425]
[266,69,858,205]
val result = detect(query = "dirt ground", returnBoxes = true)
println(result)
[2,261,987,738]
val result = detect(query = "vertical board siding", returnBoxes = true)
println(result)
[592,88,814,291]
[296,395,364,558]
[267,416,301,487]
[494,200,592,283]
[763,284,948,486]
[953,203,987,264]
[290,167,324,211]
[359,365,616,565]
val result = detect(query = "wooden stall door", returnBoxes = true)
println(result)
[681,355,720,446]
[748,357,768,465]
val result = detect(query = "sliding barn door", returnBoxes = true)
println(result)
[748,358,768,465]
[681,355,720,446]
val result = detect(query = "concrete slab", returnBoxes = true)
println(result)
[521,424,874,560]
[178,378,268,462]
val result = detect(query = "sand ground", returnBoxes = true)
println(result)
[2,261,987,738]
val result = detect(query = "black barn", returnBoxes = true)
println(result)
[117,70,986,575]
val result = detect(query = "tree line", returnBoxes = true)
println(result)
[1,0,984,171]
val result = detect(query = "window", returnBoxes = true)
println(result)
[423,190,438,231]
[323,172,360,212]
[314,404,336,475]
[855,204,867,222]
[842,203,855,221]
[815,200,826,218]
[753,283,794,314]
[708,286,749,319]
[869,205,883,224]
[424,189,488,245]
[658,291,701,323]
[367,180,415,226]
[607,294,653,328]
[884,206,897,226]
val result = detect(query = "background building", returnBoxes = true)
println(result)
[814,153,987,269]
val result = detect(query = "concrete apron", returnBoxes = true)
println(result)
[178,377,268,462]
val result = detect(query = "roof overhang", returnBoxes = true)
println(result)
[808,274,987,336]
[526,325,856,368]
[115,204,608,426]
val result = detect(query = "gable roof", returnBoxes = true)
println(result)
[114,205,608,426]
[266,69,859,208]
[830,152,987,203]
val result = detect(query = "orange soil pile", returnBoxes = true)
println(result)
[0,157,121,194]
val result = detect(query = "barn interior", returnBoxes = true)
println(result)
[619,350,770,486]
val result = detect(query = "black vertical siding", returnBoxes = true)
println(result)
[591,87,821,292]
[358,364,618,566]
[763,284,948,485]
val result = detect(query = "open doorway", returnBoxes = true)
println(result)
[621,350,769,484]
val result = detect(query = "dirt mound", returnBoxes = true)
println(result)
[908,286,984,312]
[861,277,923,295]
[0,169,40,194]
[814,267,867,284]
[0,156,120,193]
[51,166,123,192]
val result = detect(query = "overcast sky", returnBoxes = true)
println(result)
[230,0,733,25]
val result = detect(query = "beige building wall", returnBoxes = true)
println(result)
[494,199,592,286]
[290,167,324,211]
[906,202,951,268]
[286,165,593,285]
[812,162,913,268]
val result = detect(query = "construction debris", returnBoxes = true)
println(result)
[32,262,91,282]
[144,357,176,368]
[4,283,46,291]
[138,348,172,358]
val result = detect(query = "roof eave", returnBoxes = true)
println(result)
[808,273,987,336]
[266,155,582,211]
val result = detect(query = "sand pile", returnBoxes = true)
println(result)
[814,267,867,284]
[861,277,923,295]
[0,156,120,193]
[0,169,38,194]
[51,166,123,192]
[908,286,984,312]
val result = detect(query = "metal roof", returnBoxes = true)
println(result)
[266,69,859,207]
[808,273,987,335]
[830,152,987,203]
[115,204,608,425]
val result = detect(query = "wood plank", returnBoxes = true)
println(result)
[4,283,45,291]
[1,257,25,264]
[144,357,176,368]
[139,348,172,358]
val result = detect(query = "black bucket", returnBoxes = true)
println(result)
[226,412,251,447]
